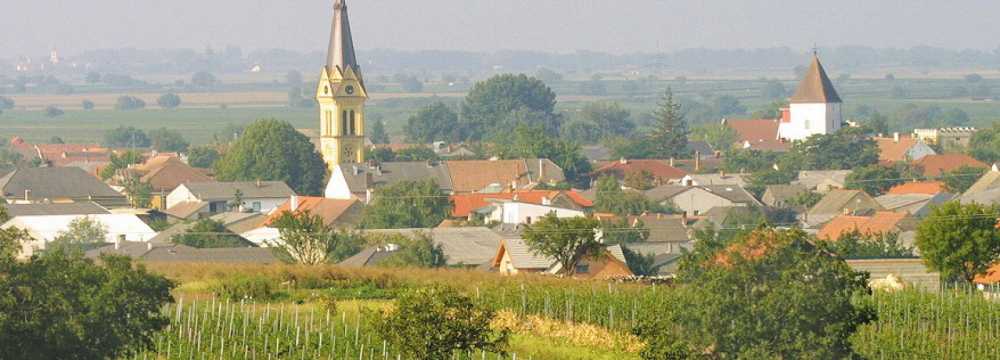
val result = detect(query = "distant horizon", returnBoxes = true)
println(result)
[3,0,999,58]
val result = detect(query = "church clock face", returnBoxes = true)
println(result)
[345,85,355,95]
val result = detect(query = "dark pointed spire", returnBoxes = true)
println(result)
[790,55,841,103]
[327,0,358,73]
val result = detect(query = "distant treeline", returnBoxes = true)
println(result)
[7,46,999,77]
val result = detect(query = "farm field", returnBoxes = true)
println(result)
[127,263,1000,360]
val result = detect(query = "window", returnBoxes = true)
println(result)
[349,110,356,135]
[804,119,811,130]
[341,110,348,136]
[252,202,261,212]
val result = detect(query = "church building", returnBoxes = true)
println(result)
[777,54,843,141]
[726,54,844,149]
[317,0,367,168]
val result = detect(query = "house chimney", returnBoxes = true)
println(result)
[290,195,299,212]
[669,157,675,167]
[619,157,627,165]
[365,188,373,205]
[256,179,262,187]
[843,207,851,215]
[893,132,900,143]
[147,242,153,251]
[538,159,544,181]
[24,189,31,202]
[694,151,701,172]
[353,165,360,175]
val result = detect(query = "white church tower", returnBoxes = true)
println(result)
[778,54,843,141]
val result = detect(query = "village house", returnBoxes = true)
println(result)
[804,189,883,228]
[913,127,977,148]
[164,181,295,220]
[86,241,278,264]
[118,155,213,209]
[847,259,940,292]
[876,181,954,218]
[324,159,565,200]
[491,238,632,279]
[793,170,852,193]
[725,118,789,152]
[485,200,587,226]
[358,227,507,267]
[149,211,266,244]
[761,184,811,209]
[2,213,157,260]
[874,133,936,163]
[817,211,917,242]
[240,195,363,245]
[449,190,592,221]
[0,167,128,208]
[645,184,761,216]
[960,165,1000,205]
[915,154,988,178]
[678,172,748,187]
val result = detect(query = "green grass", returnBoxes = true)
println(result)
[509,335,640,360]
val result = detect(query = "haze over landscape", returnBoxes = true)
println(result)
[4,0,1000,56]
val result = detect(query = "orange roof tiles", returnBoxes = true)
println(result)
[876,136,919,162]
[817,211,908,240]
[725,119,789,151]
[887,181,946,195]
[592,159,687,181]
[974,263,1000,285]
[916,154,988,177]
[266,196,360,226]
[446,160,528,193]
[449,190,592,217]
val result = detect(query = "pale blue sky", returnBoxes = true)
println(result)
[3,0,999,56]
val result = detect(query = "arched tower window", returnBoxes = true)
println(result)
[341,110,348,136]
[349,110,356,135]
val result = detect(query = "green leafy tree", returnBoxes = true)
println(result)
[156,92,181,109]
[0,250,174,359]
[103,126,150,148]
[369,147,396,163]
[191,71,217,87]
[399,75,424,93]
[394,147,439,161]
[593,176,663,216]
[214,119,327,195]
[493,124,591,186]
[722,149,783,173]
[761,80,787,100]
[171,219,252,248]
[122,175,153,208]
[81,99,95,110]
[48,136,64,144]
[623,169,655,190]
[635,228,875,359]
[578,101,634,140]
[114,95,146,111]
[368,118,390,145]
[370,233,447,268]
[787,127,878,170]
[647,88,689,158]
[269,210,342,265]
[361,180,450,229]
[916,202,1000,282]
[186,146,220,168]
[44,105,64,117]
[522,214,602,275]
[600,217,649,246]
[691,123,737,152]
[745,167,797,198]
[560,120,601,144]
[0,96,14,110]
[49,217,107,252]
[941,165,988,193]
[405,102,460,143]
[827,230,914,259]
[969,124,1000,163]
[845,164,906,196]
[460,74,559,141]
[374,285,508,360]
[148,128,190,152]
[285,70,303,86]
[99,150,145,180]
[866,111,890,135]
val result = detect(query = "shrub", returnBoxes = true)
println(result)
[213,275,279,301]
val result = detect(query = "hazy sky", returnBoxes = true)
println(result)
[3,0,1000,57]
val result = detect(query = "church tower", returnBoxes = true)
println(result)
[779,54,843,141]
[317,0,367,169]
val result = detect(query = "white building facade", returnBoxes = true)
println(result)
[777,55,843,141]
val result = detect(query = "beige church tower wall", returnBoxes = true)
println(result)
[317,0,368,170]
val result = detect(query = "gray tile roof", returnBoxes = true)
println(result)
[806,189,882,227]
[794,170,851,191]
[337,247,398,267]
[964,169,1000,194]
[644,185,690,202]
[365,227,504,266]
[630,214,690,243]
[87,242,277,264]
[499,238,555,270]
[337,161,453,194]
[163,201,208,220]
[183,181,295,200]
[0,167,127,207]
[763,184,809,205]
[846,259,939,292]
[645,185,759,205]
[2,202,110,217]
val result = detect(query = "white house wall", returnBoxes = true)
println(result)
[165,185,198,209]
[324,165,355,200]
[491,202,585,225]
[781,103,842,141]
[669,188,740,216]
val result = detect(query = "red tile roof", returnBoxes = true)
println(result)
[449,190,592,217]
[915,154,988,177]
[266,196,360,226]
[726,119,789,151]
[817,211,908,240]
[875,136,919,162]
[887,181,946,195]
[592,159,687,181]
[446,160,528,193]
[975,263,1000,285]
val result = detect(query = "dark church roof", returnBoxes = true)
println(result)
[327,0,358,73]
[790,55,842,104]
